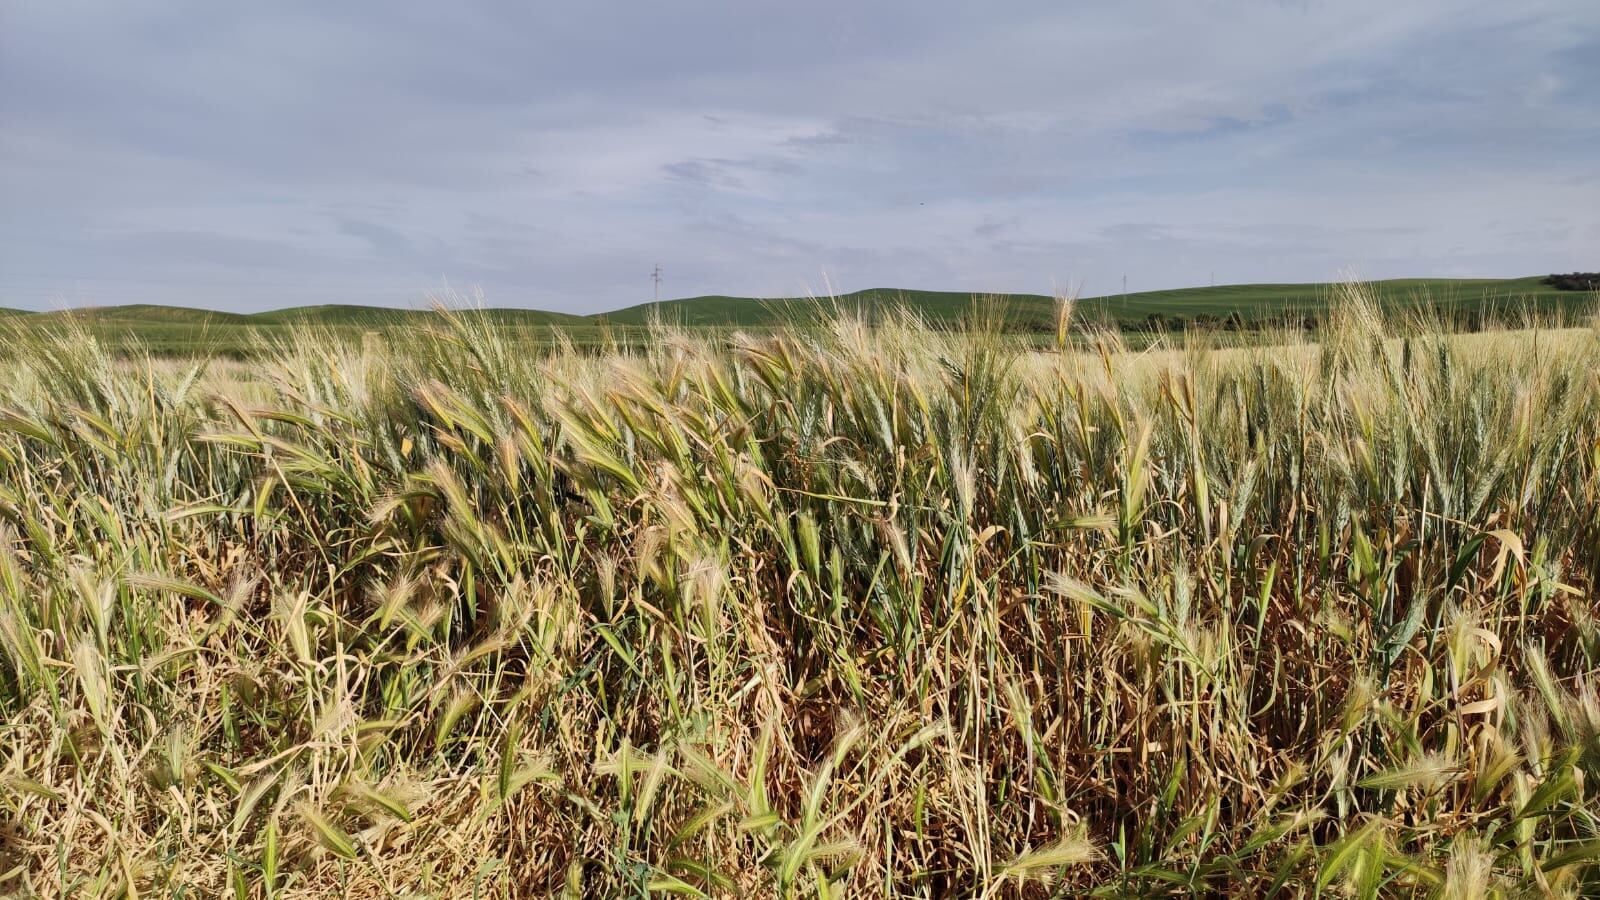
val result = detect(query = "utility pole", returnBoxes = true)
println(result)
[651,264,662,303]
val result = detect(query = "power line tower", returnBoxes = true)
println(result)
[651,264,663,303]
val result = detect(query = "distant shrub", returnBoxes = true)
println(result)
[1542,272,1600,291]
[1143,313,1187,331]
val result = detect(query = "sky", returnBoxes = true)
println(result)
[1,0,1597,314]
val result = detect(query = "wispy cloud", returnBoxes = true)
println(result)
[1,0,1596,312]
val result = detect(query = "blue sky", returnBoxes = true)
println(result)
[1,0,1596,313]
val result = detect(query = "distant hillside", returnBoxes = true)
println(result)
[1,276,1590,354]
[1072,276,1576,323]
[10,302,585,327]
[606,276,1582,329]
[247,304,586,327]
[29,304,255,325]
[600,288,1056,327]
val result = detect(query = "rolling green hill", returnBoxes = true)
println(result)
[606,277,1583,328]
[2,303,593,354]
[247,304,586,327]
[1,276,1591,355]
[30,304,255,325]
[14,303,583,327]
[600,288,1055,326]
[1074,276,1575,321]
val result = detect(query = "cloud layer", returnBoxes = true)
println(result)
[2,0,1596,312]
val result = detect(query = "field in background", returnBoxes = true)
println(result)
[1,294,1598,895]
[1,275,1592,356]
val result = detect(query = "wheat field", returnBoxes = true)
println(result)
[1,292,1598,897]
